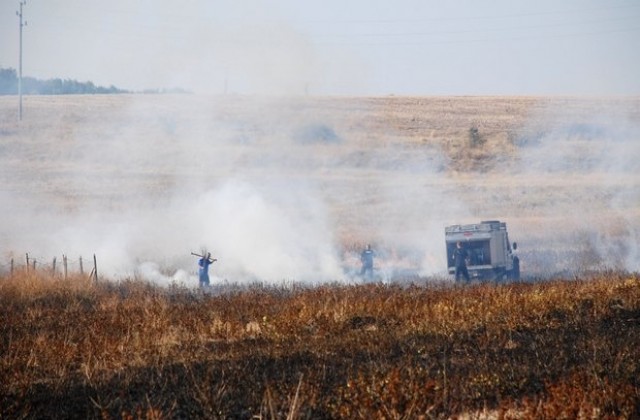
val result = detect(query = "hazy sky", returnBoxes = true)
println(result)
[1,0,639,95]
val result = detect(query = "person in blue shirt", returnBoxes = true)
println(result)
[198,252,216,287]
[360,244,375,279]
[453,241,470,282]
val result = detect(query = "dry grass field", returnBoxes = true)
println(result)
[0,94,639,417]
[0,271,638,418]
[1,94,639,281]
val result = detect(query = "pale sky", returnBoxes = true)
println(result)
[1,0,639,95]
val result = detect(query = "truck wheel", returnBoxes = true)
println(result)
[493,269,506,282]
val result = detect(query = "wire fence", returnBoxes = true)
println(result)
[0,253,99,282]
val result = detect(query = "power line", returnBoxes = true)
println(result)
[339,15,640,38]
[294,2,640,25]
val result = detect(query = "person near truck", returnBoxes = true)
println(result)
[511,242,520,280]
[453,241,470,282]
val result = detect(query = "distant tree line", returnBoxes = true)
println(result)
[0,67,128,95]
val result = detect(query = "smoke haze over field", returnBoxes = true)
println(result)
[512,101,640,273]
[0,95,639,285]
[0,95,455,284]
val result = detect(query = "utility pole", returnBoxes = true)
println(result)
[16,1,27,121]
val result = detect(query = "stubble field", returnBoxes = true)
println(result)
[1,271,639,418]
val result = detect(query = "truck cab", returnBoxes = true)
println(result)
[445,220,520,281]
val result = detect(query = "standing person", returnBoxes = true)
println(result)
[453,241,470,282]
[360,244,375,279]
[511,242,520,281]
[198,252,216,288]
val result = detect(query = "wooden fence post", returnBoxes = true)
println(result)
[25,253,29,273]
[10,258,14,277]
[63,254,68,281]
[52,257,57,275]
[93,254,98,282]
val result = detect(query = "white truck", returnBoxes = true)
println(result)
[445,220,520,281]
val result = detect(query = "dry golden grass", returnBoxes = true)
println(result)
[1,270,639,418]
[1,95,638,244]
[2,94,639,275]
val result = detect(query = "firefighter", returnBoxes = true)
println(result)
[198,252,216,287]
[360,244,375,279]
[453,241,470,282]
[511,242,520,280]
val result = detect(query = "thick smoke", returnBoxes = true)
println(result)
[0,96,638,285]
[180,179,343,282]
[1,96,423,285]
